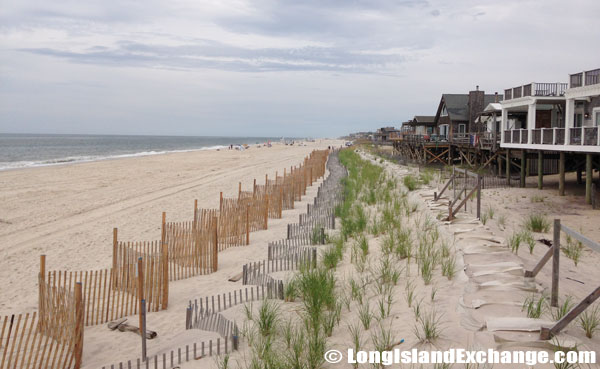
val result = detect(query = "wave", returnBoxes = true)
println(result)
[0,145,231,171]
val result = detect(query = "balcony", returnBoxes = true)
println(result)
[570,68,600,88]
[503,127,598,148]
[504,82,568,100]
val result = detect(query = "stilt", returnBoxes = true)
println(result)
[506,149,511,186]
[559,152,565,196]
[526,156,530,177]
[586,153,592,204]
[520,150,526,188]
[538,151,543,190]
[497,155,502,176]
[577,168,582,184]
[448,146,453,166]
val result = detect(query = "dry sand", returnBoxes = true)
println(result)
[0,139,342,367]
[3,142,600,368]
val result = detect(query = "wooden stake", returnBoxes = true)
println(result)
[219,192,223,212]
[112,228,118,273]
[246,205,250,246]
[279,187,283,218]
[137,258,144,333]
[161,212,166,246]
[264,195,270,229]
[559,152,565,196]
[212,217,219,271]
[74,283,83,369]
[193,200,198,228]
[551,219,560,307]
[238,182,241,199]
[161,242,169,310]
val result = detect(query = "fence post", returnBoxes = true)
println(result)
[161,242,169,310]
[320,228,325,245]
[551,219,560,307]
[161,212,166,246]
[219,192,223,212]
[246,205,250,245]
[112,228,118,273]
[193,200,198,229]
[279,187,283,218]
[212,217,219,271]
[74,282,84,369]
[238,182,242,200]
[448,200,453,221]
[140,299,147,361]
[264,195,269,230]
[39,254,46,329]
[253,179,256,198]
[137,257,144,333]
[476,174,482,219]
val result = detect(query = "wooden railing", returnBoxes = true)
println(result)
[505,82,568,100]
[572,68,600,87]
[525,219,600,340]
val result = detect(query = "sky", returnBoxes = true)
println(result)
[0,0,599,138]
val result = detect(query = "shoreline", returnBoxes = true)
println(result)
[0,136,313,172]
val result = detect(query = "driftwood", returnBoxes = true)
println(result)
[107,318,157,339]
[228,272,243,282]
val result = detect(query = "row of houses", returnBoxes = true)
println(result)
[390,66,600,205]
[396,67,600,152]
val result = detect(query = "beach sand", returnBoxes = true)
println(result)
[3,142,600,368]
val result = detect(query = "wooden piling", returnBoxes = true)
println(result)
[137,258,144,333]
[586,153,592,204]
[74,282,83,369]
[537,151,543,190]
[505,149,511,186]
[246,205,250,245]
[559,152,565,196]
[161,242,169,309]
[520,150,526,188]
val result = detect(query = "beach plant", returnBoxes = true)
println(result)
[412,297,423,320]
[531,194,545,203]
[284,278,298,302]
[441,255,456,280]
[497,214,506,229]
[521,229,536,254]
[358,302,374,330]
[414,309,443,343]
[405,280,416,307]
[403,174,418,191]
[431,285,438,302]
[244,302,254,321]
[523,213,550,233]
[508,232,522,254]
[322,245,341,269]
[579,305,600,338]
[371,322,396,359]
[256,299,280,337]
[522,294,546,319]
[486,205,495,220]
[550,296,575,321]
[347,323,364,369]
[215,354,231,369]
[480,211,489,225]
[419,169,435,186]
[563,235,584,266]
[551,338,581,369]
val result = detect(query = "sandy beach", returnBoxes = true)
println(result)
[0,140,339,316]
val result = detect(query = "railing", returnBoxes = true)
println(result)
[570,68,600,88]
[570,127,582,145]
[532,129,541,144]
[505,82,568,100]
[570,73,583,88]
[503,128,566,146]
[584,126,599,146]
[585,68,600,86]
[513,86,522,99]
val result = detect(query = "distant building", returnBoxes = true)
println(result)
[433,87,502,142]
[374,127,399,143]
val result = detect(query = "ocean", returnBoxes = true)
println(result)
[0,133,284,171]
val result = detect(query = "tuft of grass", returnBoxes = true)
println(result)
[508,232,522,254]
[441,255,456,280]
[521,229,536,254]
[497,214,506,229]
[284,278,298,302]
[358,302,373,330]
[414,309,443,343]
[403,174,418,191]
[256,299,280,337]
[550,296,575,321]
[480,211,489,225]
[347,323,363,368]
[322,245,341,269]
[531,194,545,203]
[522,294,546,319]
[404,280,416,307]
[579,305,600,339]
[523,213,550,233]
[563,235,584,266]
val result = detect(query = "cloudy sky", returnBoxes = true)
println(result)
[1,0,599,138]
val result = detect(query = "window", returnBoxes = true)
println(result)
[574,113,583,127]
[441,105,448,116]
[594,108,600,127]
[458,124,466,133]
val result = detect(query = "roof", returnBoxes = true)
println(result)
[413,115,436,124]
[435,93,502,124]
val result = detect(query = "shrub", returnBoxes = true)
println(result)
[403,175,418,191]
